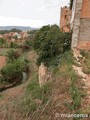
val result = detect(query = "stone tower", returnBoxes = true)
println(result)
[60,6,71,32]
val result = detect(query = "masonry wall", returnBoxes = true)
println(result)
[60,6,71,32]
[78,19,90,49]
[77,0,90,49]
[81,0,90,18]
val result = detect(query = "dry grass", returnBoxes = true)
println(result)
[0,50,85,120]
[80,50,90,74]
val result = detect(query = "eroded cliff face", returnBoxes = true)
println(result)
[39,63,51,87]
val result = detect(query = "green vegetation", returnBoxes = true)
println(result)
[51,51,84,120]
[80,50,90,74]
[0,50,52,119]
[1,60,25,83]
[70,73,81,109]
[33,25,71,67]
[0,49,29,84]
[0,70,52,120]
[53,51,82,109]
[0,28,22,34]
[20,40,33,52]
[10,42,19,48]
[25,39,33,47]
[0,24,86,120]
[0,38,6,47]
[27,73,51,104]
[27,30,38,39]
[7,49,20,62]
[10,28,22,33]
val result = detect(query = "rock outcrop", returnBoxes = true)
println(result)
[39,63,51,87]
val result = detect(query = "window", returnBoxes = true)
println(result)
[65,15,67,19]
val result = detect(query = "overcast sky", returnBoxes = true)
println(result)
[0,0,69,28]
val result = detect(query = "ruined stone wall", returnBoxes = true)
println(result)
[71,0,90,50]
[77,0,90,49]
[79,19,90,41]
[60,6,71,32]
[81,0,90,18]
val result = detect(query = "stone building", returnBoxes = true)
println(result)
[60,6,72,32]
[71,0,90,50]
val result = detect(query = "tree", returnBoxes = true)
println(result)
[33,25,50,53]
[63,32,72,52]
[33,25,71,67]
[0,30,10,34]
[27,30,38,36]
[10,28,22,33]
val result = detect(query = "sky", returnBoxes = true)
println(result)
[0,0,70,28]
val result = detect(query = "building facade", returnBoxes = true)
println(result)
[71,0,90,50]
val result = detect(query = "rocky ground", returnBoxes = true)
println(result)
[73,49,90,119]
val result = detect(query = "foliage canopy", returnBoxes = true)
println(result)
[33,25,71,67]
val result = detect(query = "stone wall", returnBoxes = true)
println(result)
[81,0,90,18]
[78,0,90,49]
[79,19,90,41]
[60,6,71,32]
[71,0,90,50]
[77,41,90,50]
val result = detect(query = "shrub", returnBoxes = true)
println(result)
[20,44,31,51]
[7,49,15,62]
[0,60,29,83]
[0,38,6,47]
[7,49,22,62]
[10,42,19,48]
[27,73,52,104]
[33,25,72,67]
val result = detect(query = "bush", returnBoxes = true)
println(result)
[27,73,52,104]
[0,60,29,83]
[7,49,15,62]
[20,44,31,51]
[25,39,33,47]
[33,25,72,67]
[21,39,33,51]
[0,38,6,47]
[7,49,22,62]
[10,42,19,48]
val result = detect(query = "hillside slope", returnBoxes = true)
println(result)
[0,50,90,120]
